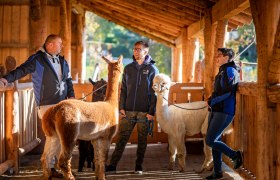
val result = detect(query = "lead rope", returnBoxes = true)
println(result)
[79,84,107,101]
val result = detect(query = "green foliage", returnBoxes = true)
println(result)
[85,11,171,79]
[225,22,257,82]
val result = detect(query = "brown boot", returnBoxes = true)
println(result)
[50,168,63,178]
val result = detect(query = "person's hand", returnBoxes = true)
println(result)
[119,109,126,118]
[0,78,8,87]
[146,114,154,121]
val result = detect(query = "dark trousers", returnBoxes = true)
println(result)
[78,140,94,171]
[110,111,148,167]
[205,112,235,173]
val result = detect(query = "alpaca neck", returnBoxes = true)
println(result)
[105,66,121,104]
[156,92,170,125]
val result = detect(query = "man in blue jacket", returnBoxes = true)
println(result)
[106,41,159,174]
[0,34,75,178]
[205,48,242,179]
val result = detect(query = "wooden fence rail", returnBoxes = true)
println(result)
[0,83,39,175]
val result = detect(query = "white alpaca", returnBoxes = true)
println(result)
[153,74,213,172]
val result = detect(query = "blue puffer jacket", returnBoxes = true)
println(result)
[119,54,159,115]
[208,61,240,115]
[4,50,75,106]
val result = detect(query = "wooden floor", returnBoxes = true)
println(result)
[0,143,243,180]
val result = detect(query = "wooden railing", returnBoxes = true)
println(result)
[224,82,259,179]
[0,82,40,175]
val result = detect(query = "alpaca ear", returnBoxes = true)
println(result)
[101,55,113,64]
[117,55,123,64]
[88,78,96,85]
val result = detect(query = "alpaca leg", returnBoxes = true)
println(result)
[41,136,60,179]
[176,135,186,172]
[200,138,213,172]
[58,142,75,180]
[168,135,177,170]
[93,138,110,180]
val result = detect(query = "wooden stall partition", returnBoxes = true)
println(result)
[168,82,204,104]
[73,83,94,102]
[224,82,258,179]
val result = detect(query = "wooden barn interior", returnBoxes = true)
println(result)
[0,0,279,179]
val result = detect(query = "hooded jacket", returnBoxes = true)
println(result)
[4,50,75,106]
[209,61,240,115]
[119,54,159,115]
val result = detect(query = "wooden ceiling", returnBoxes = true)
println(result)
[75,0,252,47]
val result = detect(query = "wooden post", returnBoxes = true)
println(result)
[213,19,227,75]
[59,0,71,67]
[187,38,196,82]
[76,13,85,83]
[181,27,188,83]
[203,9,217,99]
[276,104,280,180]
[29,0,47,53]
[5,90,19,173]
[171,47,180,82]
[249,0,279,179]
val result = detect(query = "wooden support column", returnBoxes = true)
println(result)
[59,0,71,67]
[203,9,217,98]
[29,0,47,53]
[186,38,196,82]
[5,90,19,173]
[249,0,280,179]
[76,13,85,83]
[181,27,188,83]
[213,19,228,75]
[171,47,180,82]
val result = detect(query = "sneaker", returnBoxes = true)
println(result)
[233,150,243,169]
[206,172,223,179]
[134,165,143,174]
[105,164,116,174]
[50,168,63,178]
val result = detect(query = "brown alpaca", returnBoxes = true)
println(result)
[41,56,123,180]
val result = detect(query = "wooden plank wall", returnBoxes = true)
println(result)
[0,5,60,81]
[0,5,29,69]
[224,83,258,179]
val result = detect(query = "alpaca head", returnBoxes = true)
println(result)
[153,73,174,95]
[89,78,107,102]
[102,55,123,74]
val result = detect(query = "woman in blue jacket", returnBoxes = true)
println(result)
[205,48,243,179]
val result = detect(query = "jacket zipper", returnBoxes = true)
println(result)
[133,69,140,111]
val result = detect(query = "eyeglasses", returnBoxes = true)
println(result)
[133,48,143,52]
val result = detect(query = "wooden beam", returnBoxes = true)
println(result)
[174,0,209,9]
[89,0,181,36]
[169,0,205,13]
[83,6,175,47]
[0,0,29,5]
[231,13,252,25]
[212,0,250,23]
[136,0,201,19]
[187,18,205,38]
[82,0,185,30]
[111,0,193,25]
[81,1,178,42]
